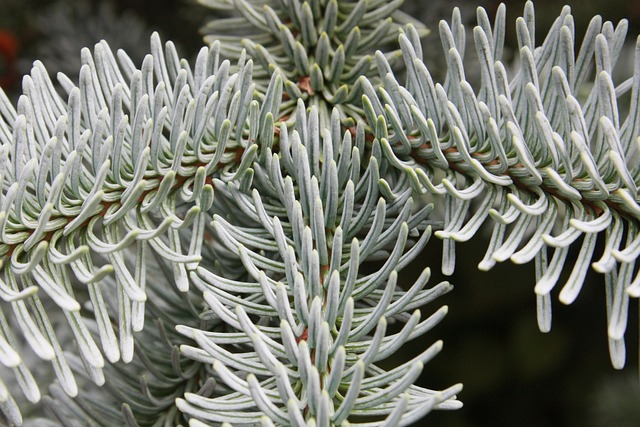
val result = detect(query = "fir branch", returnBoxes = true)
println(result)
[1,0,640,426]
[175,100,460,425]
[0,32,259,425]
[367,2,640,368]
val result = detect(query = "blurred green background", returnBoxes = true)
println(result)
[1,0,640,426]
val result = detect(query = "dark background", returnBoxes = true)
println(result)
[1,0,639,426]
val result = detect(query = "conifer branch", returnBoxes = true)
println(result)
[0,1,639,426]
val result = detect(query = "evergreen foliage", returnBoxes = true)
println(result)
[0,0,638,425]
